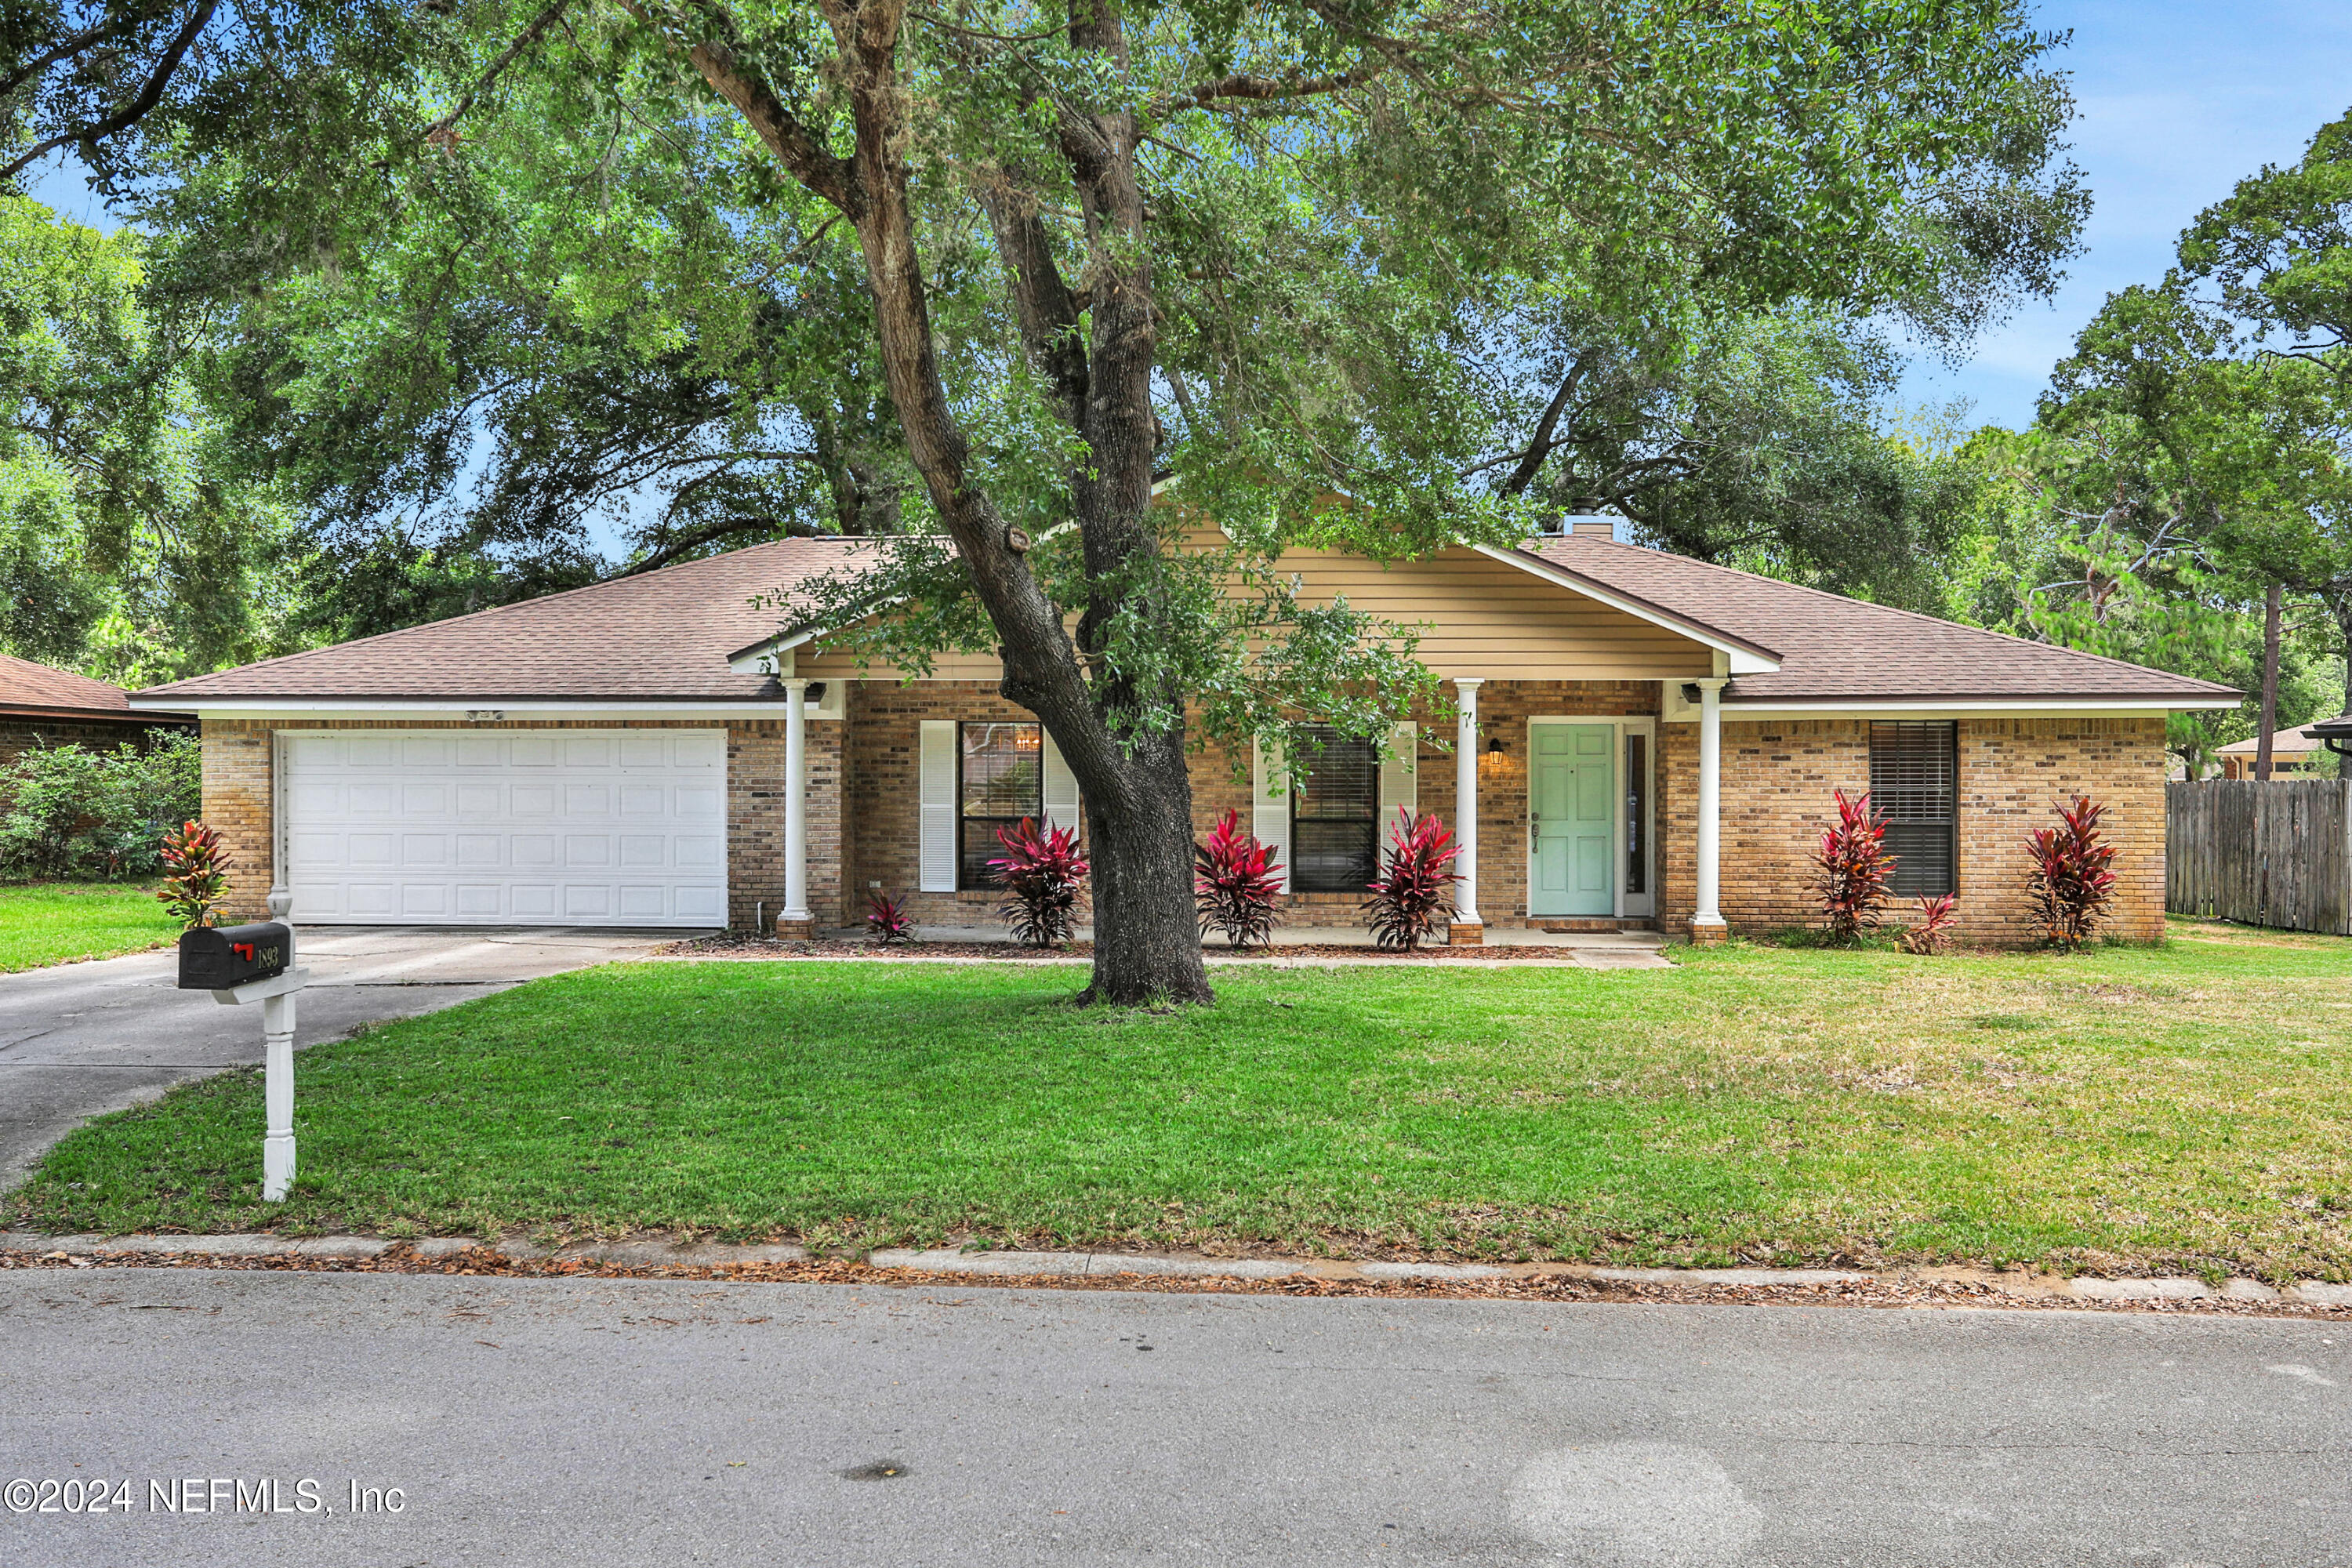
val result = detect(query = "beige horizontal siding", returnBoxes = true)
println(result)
[798,543,1713,682]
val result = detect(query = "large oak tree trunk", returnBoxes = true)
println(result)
[695,0,1214,1004]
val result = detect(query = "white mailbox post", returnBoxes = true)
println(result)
[209,888,312,1203]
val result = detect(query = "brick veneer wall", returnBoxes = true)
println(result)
[1657,716,2168,945]
[844,681,1046,924]
[840,678,1661,930]
[1,715,193,764]
[198,716,840,929]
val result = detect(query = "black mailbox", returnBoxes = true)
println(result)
[177,922,293,990]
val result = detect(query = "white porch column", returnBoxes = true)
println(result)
[779,678,811,937]
[1452,677,1483,938]
[1693,677,1728,942]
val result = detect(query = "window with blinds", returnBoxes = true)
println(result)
[960,722,1042,889]
[1290,725,1380,892]
[1869,721,1958,897]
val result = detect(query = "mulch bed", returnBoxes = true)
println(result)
[658,934,1624,962]
[2,1243,2338,1318]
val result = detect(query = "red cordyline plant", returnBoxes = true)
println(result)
[155,819,232,931]
[1897,893,1958,954]
[989,817,1091,948]
[866,889,916,946]
[1813,788,1896,945]
[1363,808,1462,952]
[2025,793,2118,949]
[1194,808,1284,949]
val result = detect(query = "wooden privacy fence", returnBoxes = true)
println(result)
[2167,779,2352,935]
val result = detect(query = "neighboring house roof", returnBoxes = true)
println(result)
[135,539,859,702]
[1523,534,2240,706]
[134,528,2241,710]
[2218,726,2325,757]
[0,653,188,722]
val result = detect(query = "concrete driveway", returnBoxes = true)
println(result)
[0,927,687,1186]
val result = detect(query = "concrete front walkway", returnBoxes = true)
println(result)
[817,924,1675,970]
[0,927,689,1186]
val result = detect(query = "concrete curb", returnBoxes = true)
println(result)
[8,1231,2350,1308]
[644,953,1661,971]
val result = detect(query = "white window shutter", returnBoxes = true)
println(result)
[1040,730,1080,834]
[918,720,956,892]
[1252,738,1291,893]
[1379,720,1417,834]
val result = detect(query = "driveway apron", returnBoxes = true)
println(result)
[0,927,682,1187]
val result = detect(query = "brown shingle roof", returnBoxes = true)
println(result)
[136,539,858,702]
[2218,725,2325,757]
[1523,534,2241,704]
[0,653,147,717]
[136,530,2243,708]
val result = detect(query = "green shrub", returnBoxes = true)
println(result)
[0,732,201,882]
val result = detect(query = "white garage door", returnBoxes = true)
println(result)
[283,730,728,927]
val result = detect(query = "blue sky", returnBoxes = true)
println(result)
[1897,0,2352,430]
[32,0,2352,445]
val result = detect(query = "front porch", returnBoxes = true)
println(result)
[754,673,1740,945]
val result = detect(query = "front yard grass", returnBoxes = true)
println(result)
[0,882,175,972]
[13,921,2352,1277]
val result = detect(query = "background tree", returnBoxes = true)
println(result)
[0,193,297,684]
[1471,307,1979,611]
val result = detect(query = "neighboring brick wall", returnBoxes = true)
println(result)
[198,715,840,930]
[1657,716,2167,945]
[0,715,193,764]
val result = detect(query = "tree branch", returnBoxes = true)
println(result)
[976,176,1088,426]
[1156,63,1385,116]
[424,0,569,145]
[0,0,216,182]
[0,12,148,100]
[1498,358,1589,496]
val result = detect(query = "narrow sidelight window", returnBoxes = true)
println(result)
[959,721,1041,889]
[1624,731,1647,895]
[1290,724,1379,893]
[1870,720,1958,896]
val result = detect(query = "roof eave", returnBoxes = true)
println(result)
[1486,545,1782,673]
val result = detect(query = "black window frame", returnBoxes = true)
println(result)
[957,720,1043,891]
[1289,724,1381,894]
[1870,720,1958,898]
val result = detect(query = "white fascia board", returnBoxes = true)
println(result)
[1472,545,1781,674]
[1661,694,2236,722]
[126,697,808,721]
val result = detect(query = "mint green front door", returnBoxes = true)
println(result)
[1530,724,1615,917]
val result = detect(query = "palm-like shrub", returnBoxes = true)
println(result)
[1194,808,1283,949]
[2025,793,2118,949]
[1362,808,1461,952]
[1896,893,1958,954]
[866,889,916,946]
[1813,788,1895,944]
[989,817,1091,947]
[156,819,232,931]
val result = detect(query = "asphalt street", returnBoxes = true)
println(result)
[0,927,677,1186]
[2,1268,2345,1566]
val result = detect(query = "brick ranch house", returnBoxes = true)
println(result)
[132,521,2238,945]
[2,653,194,764]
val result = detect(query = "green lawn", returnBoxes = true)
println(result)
[14,922,2352,1276]
[0,882,176,972]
